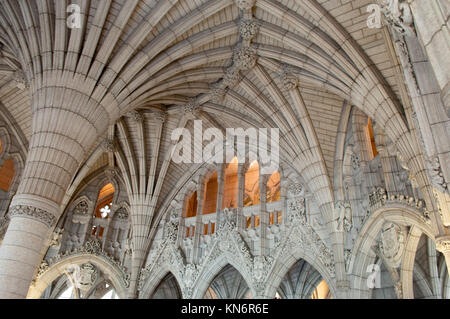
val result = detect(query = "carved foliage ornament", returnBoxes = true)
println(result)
[381,0,415,37]
[233,46,257,71]
[9,205,56,228]
[239,19,259,41]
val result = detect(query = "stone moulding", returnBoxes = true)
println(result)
[35,238,130,288]
[9,205,57,228]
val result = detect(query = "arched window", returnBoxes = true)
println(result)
[0,159,15,192]
[202,172,218,215]
[365,118,378,160]
[92,183,115,238]
[266,171,280,203]
[184,191,197,238]
[244,161,260,207]
[222,157,239,209]
[266,170,281,225]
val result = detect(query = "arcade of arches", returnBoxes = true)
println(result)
[0,0,448,299]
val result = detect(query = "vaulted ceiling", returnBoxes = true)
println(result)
[0,0,405,220]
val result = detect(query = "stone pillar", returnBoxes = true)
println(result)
[237,163,246,232]
[0,82,110,298]
[0,201,58,298]
[259,174,269,256]
[193,181,205,263]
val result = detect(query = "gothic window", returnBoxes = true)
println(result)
[0,159,15,192]
[266,171,280,203]
[184,191,197,238]
[222,157,238,209]
[244,160,260,207]
[92,183,115,238]
[202,171,218,215]
[365,118,378,160]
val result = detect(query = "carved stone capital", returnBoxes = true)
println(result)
[435,236,450,254]
[9,205,57,228]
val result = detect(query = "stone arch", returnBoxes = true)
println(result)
[28,254,128,299]
[349,205,435,298]
[192,254,254,299]
[139,266,184,299]
[264,248,337,299]
[149,272,183,299]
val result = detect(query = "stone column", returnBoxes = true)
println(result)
[0,84,110,298]
[237,163,246,232]
[259,174,269,256]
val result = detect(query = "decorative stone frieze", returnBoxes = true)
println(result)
[9,205,57,228]
[37,238,130,288]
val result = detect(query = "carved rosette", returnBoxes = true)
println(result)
[9,205,57,228]
[239,19,259,41]
[233,46,257,71]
